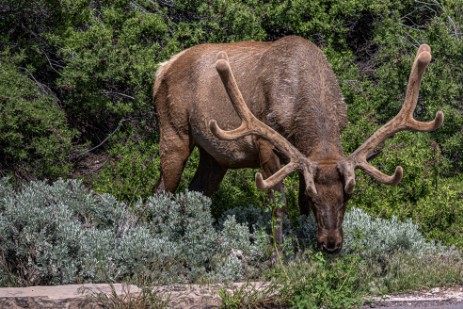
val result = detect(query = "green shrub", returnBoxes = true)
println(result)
[218,205,271,234]
[0,178,265,286]
[413,177,463,247]
[347,132,463,247]
[91,140,161,201]
[273,245,463,308]
[272,206,463,308]
[333,0,463,247]
[342,207,435,256]
[211,168,265,219]
[278,252,364,309]
[50,0,172,140]
[294,205,441,256]
[363,249,463,294]
[0,57,77,179]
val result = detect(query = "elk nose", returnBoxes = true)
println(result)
[322,242,341,254]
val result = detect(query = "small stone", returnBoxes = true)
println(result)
[431,287,440,294]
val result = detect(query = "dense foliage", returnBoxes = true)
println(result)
[1,1,463,247]
[0,178,266,286]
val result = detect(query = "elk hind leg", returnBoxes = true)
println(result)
[155,131,193,193]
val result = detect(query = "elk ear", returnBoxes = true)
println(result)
[337,160,356,195]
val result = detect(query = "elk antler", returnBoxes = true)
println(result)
[339,44,444,191]
[209,51,319,196]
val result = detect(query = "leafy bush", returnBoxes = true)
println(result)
[218,204,271,233]
[0,179,264,286]
[278,252,364,309]
[52,0,169,138]
[0,57,77,179]
[331,0,463,247]
[348,132,463,246]
[272,206,463,308]
[293,205,441,257]
[362,248,463,295]
[413,177,463,248]
[210,169,266,219]
[273,244,463,308]
[137,192,221,281]
[342,207,435,256]
[91,140,161,202]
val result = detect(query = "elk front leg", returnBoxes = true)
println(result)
[298,174,310,216]
[189,147,228,197]
[257,139,286,248]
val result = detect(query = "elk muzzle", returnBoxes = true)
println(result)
[317,227,343,253]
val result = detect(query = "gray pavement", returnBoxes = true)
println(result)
[372,303,463,308]
[362,286,463,308]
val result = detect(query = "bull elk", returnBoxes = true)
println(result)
[153,36,443,253]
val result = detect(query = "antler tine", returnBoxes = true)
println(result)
[255,162,299,189]
[400,44,444,131]
[209,51,256,141]
[345,44,444,185]
[256,161,318,197]
[209,51,318,196]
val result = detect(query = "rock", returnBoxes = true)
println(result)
[431,287,441,294]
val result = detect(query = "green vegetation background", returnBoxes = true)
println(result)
[1,0,463,247]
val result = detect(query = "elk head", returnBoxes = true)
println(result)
[209,46,443,253]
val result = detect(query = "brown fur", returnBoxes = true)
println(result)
[154,36,348,252]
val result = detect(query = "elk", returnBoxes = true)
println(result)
[153,36,443,253]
